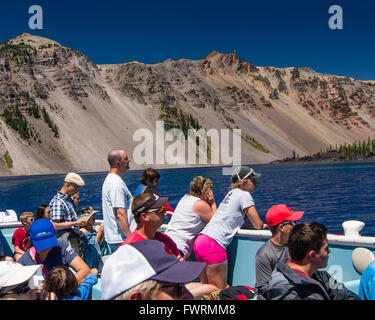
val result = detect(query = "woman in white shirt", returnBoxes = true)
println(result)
[165,176,217,259]
[194,166,267,292]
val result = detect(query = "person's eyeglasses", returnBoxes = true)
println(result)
[147,206,166,215]
[282,221,296,227]
[160,283,185,297]
[25,218,35,222]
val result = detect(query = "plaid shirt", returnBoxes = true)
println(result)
[49,192,78,226]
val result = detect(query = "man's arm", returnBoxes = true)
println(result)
[51,219,87,230]
[69,255,91,284]
[115,207,132,238]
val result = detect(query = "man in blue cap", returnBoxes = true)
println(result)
[18,219,90,284]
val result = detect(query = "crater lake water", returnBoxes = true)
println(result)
[1,161,375,236]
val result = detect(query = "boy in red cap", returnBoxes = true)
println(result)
[255,204,304,292]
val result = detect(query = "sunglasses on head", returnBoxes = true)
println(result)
[237,168,255,181]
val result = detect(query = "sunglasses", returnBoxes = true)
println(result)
[25,218,35,222]
[282,221,296,227]
[146,206,166,215]
[160,283,185,297]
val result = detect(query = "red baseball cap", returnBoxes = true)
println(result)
[266,204,304,227]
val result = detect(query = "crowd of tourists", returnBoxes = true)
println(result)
[0,148,372,300]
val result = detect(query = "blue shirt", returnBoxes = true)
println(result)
[359,260,375,300]
[64,274,98,300]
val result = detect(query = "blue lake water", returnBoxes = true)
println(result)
[1,161,375,236]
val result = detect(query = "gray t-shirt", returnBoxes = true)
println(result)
[255,239,290,290]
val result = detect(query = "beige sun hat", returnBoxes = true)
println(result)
[0,261,42,289]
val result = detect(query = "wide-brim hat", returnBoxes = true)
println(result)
[0,261,42,289]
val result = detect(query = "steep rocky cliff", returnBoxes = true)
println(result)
[0,33,374,175]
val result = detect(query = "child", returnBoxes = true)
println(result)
[79,209,104,270]
[42,266,98,300]
[12,212,34,261]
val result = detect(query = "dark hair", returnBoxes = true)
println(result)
[35,204,49,220]
[141,168,160,186]
[131,193,153,223]
[43,266,78,299]
[287,222,328,261]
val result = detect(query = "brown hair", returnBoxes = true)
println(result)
[287,222,328,261]
[42,266,78,299]
[35,204,49,220]
[190,176,213,198]
[132,193,153,223]
[141,168,160,186]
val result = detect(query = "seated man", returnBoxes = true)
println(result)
[12,212,35,261]
[101,239,206,300]
[134,168,174,221]
[257,222,360,300]
[121,192,182,259]
[18,218,90,284]
[255,204,304,291]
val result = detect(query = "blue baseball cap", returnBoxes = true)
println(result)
[29,219,58,251]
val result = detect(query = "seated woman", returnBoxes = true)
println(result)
[79,208,105,270]
[134,168,174,221]
[35,204,50,220]
[194,166,267,292]
[12,212,34,261]
[164,176,217,260]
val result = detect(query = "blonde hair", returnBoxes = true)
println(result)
[112,279,162,300]
[190,176,213,198]
[20,212,34,223]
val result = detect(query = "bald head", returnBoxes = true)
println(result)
[108,149,124,168]
[108,149,131,174]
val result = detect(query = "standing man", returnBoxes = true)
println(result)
[102,149,136,254]
[255,204,304,291]
[49,172,87,255]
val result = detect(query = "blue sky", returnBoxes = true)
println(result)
[0,0,374,80]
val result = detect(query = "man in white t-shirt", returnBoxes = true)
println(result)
[102,149,136,254]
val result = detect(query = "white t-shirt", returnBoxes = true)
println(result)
[165,194,205,258]
[200,188,255,249]
[102,173,136,244]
